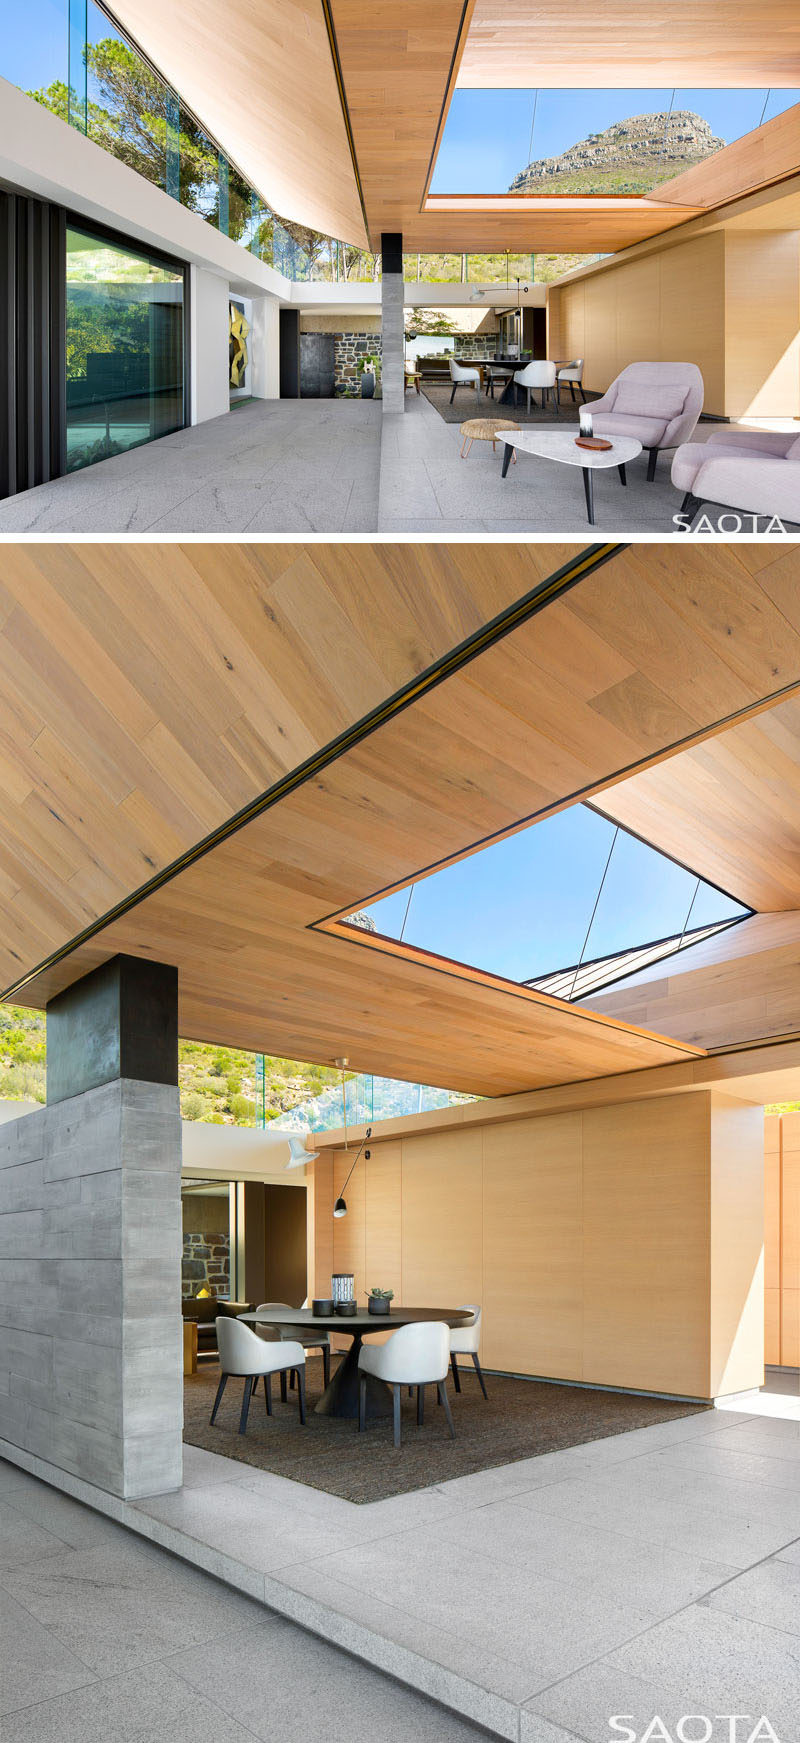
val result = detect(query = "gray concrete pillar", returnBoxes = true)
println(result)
[381,231,405,415]
[0,955,182,1500]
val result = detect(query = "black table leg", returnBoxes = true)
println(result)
[501,444,513,478]
[618,463,627,486]
[314,1332,392,1419]
[582,467,595,525]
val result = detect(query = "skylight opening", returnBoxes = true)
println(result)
[339,804,750,1001]
[431,89,800,198]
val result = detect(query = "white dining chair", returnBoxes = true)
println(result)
[358,1320,455,1447]
[556,359,586,405]
[256,1300,331,1388]
[449,1303,488,1399]
[212,1315,306,1433]
[448,357,480,406]
[513,360,557,414]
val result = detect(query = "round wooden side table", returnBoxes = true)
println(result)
[459,417,520,459]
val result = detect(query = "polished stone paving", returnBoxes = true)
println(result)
[0,1463,486,1742]
[2,1375,799,1741]
[0,393,793,535]
[0,401,382,535]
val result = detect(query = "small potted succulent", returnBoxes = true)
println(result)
[358,353,381,399]
[367,1286,394,1316]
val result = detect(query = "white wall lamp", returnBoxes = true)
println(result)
[285,1135,319,1170]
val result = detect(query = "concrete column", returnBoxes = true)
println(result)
[380,231,405,415]
[0,955,182,1500]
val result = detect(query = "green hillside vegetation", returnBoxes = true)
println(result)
[0,1005,343,1126]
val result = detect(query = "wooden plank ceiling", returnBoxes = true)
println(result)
[651,105,800,211]
[329,0,702,251]
[598,692,800,912]
[458,1,800,87]
[3,543,800,1092]
[104,0,367,245]
[590,912,800,1052]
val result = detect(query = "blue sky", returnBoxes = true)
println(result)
[354,806,747,984]
[432,89,800,193]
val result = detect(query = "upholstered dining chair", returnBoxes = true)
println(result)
[448,357,480,405]
[513,360,557,414]
[556,359,586,404]
[212,1316,306,1434]
[256,1301,331,1388]
[449,1304,488,1399]
[358,1320,455,1448]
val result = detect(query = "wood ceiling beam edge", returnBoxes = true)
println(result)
[318,920,708,1057]
[101,0,367,245]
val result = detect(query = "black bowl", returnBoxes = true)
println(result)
[334,1300,358,1316]
[311,1298,335,1316]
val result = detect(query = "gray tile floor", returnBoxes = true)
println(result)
[0,393,791,536]
[0,1460,486,1742]
[378,394,688,533]
[0,401,382,535]
[3,1379,798,1743]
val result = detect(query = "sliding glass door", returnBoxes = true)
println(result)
[65,225,186,472]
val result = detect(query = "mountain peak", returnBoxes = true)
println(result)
[509,110,725,196]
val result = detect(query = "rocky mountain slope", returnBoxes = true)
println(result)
[510,111,724,196]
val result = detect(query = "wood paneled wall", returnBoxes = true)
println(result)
[724,232,800,421]
[549,234,726,412]
[311,1089,765,1400]
[548,229,800,419]
[764,1112,800,1367]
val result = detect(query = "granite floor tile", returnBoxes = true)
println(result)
[0,1659,261,1743]
[171,1612,491,1742]
[0,1536,265,1677]
[530,1605,800,1742]
[705,1554,800,1635]
[294,1528,657,1688]
[421,1496,737,1614]
[513,1473,799,1567]
[133,1480,373,1572]
[0,1498,84,1570]
[0,1587,96,1715]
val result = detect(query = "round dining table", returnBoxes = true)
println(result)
[239,1306,472,1420]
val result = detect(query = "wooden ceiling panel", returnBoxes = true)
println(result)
[3,544,800,1089]
[459,1,800,88]
[104,0,367,245]
[589,911,800,1051]
[597,694,800,914]
[330,0,703,249]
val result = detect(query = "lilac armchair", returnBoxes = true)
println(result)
[672,429,800,525]
[589,362,704,480]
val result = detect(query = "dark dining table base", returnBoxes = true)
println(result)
[315,1333,392,1419]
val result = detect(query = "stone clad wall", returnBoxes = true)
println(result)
[334,332,383,397]
[182,1229,230,1296]
[0,1079,182,1499]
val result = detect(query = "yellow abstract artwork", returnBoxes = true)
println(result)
[229,302,250,388]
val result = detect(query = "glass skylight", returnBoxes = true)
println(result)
[431,89,800,197]
[343,804,749,996]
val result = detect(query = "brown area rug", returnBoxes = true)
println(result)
[421,381,602,426]
[184,1357,707,1504]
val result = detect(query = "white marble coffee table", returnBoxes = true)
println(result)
[497,428,642,525]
